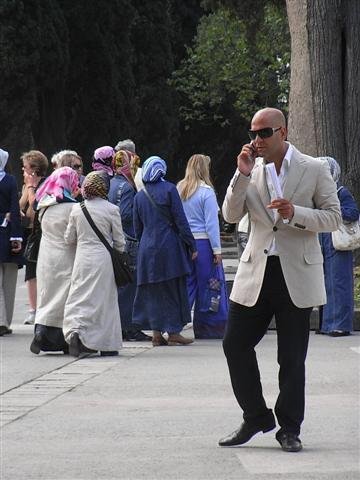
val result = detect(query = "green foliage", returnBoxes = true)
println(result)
[355,265,360,308]
[59,0,136,166]
[171,5,290,129]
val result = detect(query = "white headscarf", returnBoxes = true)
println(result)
[0,148,9,182]
[318,156,341,184]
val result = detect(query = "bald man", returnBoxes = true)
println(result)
[220,108,341,452]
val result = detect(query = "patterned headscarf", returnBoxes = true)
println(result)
[318,156,341,183]
[92,146,115,177]
[0,148,9,182]
[112,150,140,187]
[82,171,110,200]
[141,156,167,183]
[36,166,78,202]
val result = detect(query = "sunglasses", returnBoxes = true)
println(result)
[248,127,281,141]
[72,164,82,170]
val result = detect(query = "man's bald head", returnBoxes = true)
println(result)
[252,108,286,128]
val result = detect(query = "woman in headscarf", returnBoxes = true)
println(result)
[318,157,359,336]
[92,146,114,177]
[30,167,79,354]
[132,156,197,346]
[0,149,24,336]
[108,150,151,342]
[63,171,125,356]
[177,154,229,339]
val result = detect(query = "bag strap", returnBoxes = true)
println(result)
[142,186,193,251]
[80,202,113,255]
[143,186,175,227]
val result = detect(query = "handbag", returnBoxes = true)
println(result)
[23,229,41,262]
[199,266,224,313]
[23,209,48,263]
[80,202,133,287]
[331,219,360,251]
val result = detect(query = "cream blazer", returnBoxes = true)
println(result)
[222,145,341,308]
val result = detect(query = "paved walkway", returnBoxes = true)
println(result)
[1,246,360,479]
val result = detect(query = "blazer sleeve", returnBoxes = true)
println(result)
[222,170,250,224]
[289,160,341,233]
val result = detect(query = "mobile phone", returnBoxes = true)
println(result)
[249,141,257,162]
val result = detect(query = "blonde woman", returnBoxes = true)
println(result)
[178,154,229,338]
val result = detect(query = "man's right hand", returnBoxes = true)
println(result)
[237,143,256,176]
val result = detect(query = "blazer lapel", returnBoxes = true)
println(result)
[283,150,307,202]
[253,163,273,223]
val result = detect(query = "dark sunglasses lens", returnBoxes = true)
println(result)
[248,128,273,140]
[259,128,273,138]
[73,165,81,170]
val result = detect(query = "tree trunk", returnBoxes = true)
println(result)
[286,0,317,155]
[286,0,360,205]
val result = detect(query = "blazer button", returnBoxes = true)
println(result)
[273,226,278,232]
[264,249,268,254]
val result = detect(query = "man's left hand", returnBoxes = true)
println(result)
[267,198,294,221]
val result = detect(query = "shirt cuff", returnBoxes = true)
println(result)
[10,237,23,242]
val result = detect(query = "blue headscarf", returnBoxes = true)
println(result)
[319,156,341,183]
[141,156,167,183]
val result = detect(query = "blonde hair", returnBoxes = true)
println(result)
[52,150,81,168]
[177,154,213,200]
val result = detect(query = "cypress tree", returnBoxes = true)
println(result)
[58,0,136,169]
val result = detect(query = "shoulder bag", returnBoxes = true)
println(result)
[23,207,49,263]
[332,220,360,251]
[80,202,133,287]
[331,187,360,251]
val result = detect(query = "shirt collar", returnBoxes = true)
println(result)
[283,142,293,169]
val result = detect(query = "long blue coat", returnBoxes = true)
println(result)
[108,174,136,237]
[319,186,359,333]
[0,174,23,265]
[133,180,196,285]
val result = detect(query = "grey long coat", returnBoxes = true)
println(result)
[63,198,125,351]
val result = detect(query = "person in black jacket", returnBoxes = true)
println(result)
[0,148,24,335]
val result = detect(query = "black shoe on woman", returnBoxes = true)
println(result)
[30,334,42,354]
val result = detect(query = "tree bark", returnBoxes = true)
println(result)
[286,0,317,156]
[286,0,360,205]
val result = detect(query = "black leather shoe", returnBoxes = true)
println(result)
[69,332,80,357]
[219,420,276,447]
[69,332,97,357]
[276,432,302,452]
[328,330,350,337]
[123,329,152,341]
[0,326,12,336]
[30,334,42,354]
[100,351,119,356]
